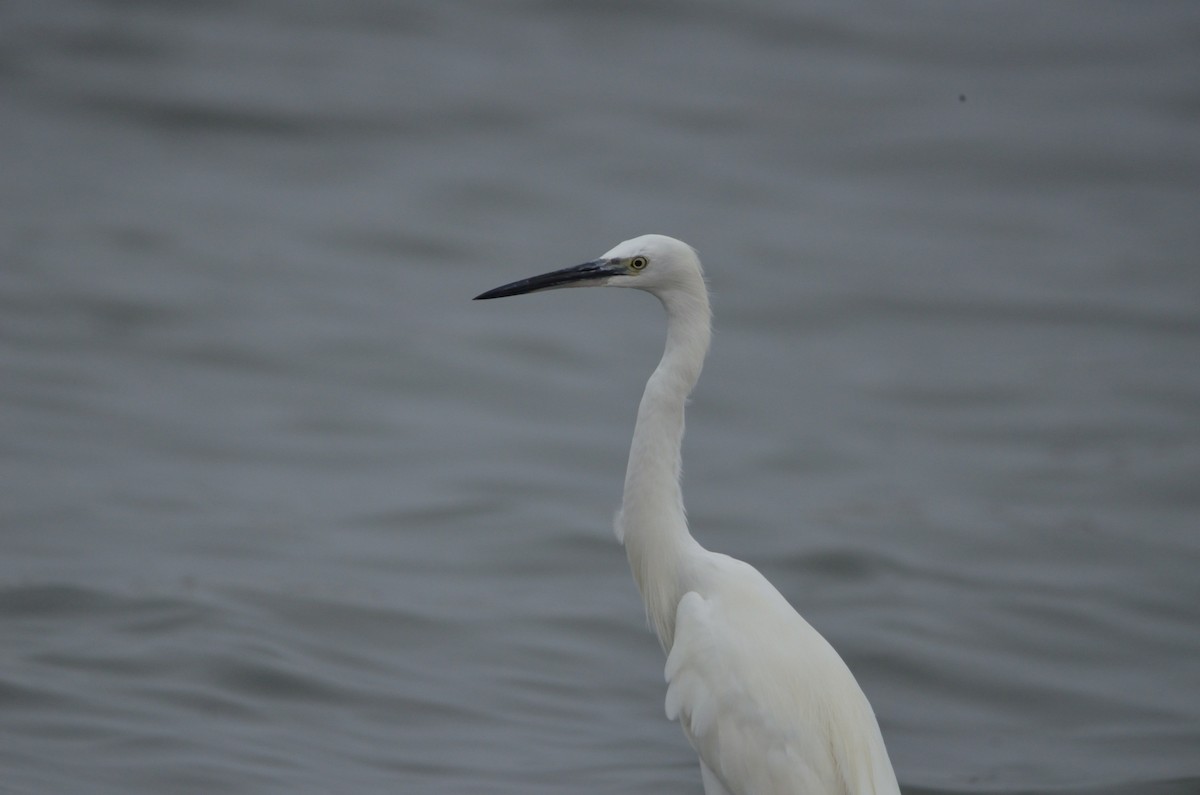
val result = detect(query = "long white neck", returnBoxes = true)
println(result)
[618,278,712,651]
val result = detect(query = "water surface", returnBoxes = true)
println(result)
[1,2,1198,793]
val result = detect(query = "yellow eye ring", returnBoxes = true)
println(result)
[630,256,648,271]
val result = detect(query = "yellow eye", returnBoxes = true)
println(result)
[630,256,648,271]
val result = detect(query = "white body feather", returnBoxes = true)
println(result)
[608,236,900,795]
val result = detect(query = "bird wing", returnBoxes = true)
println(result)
[664,558,899,795]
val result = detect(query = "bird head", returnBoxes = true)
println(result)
[474,234,703,301]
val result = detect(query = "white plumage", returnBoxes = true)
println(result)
[476,235,900,795]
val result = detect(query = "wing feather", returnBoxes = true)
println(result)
[664,558,899,795]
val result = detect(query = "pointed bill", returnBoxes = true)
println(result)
[474,260,621,300]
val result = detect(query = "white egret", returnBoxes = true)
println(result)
[475,235,900,795]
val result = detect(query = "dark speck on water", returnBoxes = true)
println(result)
[1,2,1197,793]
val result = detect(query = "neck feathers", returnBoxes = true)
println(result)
[617,277,712,650]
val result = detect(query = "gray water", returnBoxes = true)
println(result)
[2,2,1198,793]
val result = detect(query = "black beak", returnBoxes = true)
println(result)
[474,260,620,300]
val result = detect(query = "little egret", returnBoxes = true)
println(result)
[475,235,900,795]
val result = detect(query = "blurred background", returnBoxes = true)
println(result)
[1,2,1198,793]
